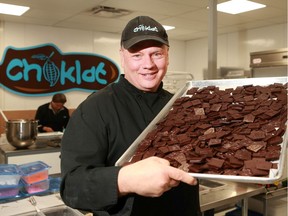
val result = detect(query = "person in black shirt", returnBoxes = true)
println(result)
[60,16,201,216]
[35,93,70,132]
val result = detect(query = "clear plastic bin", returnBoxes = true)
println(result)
[44,206,85,216]
[0,164,22,186]
[22,179,50,194]
[21,206,85,216]
[19,161,50,184]
[0,184,20,199]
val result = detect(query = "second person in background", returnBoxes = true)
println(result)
[35,93,70,132]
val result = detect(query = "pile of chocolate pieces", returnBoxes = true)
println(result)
[131,82,287,177]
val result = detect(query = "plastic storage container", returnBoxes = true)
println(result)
[19,161,50,184]
[0,184,21,199]
[0,164,22,186]
[27,206,85,216]
[22,179,50,194]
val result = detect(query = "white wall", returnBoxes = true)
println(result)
[186,23,288,80]
[0,21,287,111]
[0,22,186,111]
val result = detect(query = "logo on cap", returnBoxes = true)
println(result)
[133,25,158,33]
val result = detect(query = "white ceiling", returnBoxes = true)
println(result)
[0,0,287,41]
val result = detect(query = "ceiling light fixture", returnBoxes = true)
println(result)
[217,0,266,14]
[0,3,30,16]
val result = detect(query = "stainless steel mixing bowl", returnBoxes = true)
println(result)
[6,119,38,149]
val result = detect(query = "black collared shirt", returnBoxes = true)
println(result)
[35,102,69,132]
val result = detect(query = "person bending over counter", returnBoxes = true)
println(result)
[35,93,70,132]
[60,16,201,216]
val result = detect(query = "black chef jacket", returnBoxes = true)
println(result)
[60,75,201,216]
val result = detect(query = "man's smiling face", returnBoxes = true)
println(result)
[120,40,169,92]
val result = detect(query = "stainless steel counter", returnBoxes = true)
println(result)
[0,141,61,174]
[0,180,266,216]
[0,193,85,216]
[0,142,60,157]
[200,180,266,215]
[251,186,287,216]
[0,136,267,215]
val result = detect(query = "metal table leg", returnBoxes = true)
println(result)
[241,198,248,216]
[263,197,268,216]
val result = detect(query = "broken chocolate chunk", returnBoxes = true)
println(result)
[207,158,225,169]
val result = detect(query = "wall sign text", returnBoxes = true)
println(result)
[0,43,120,96]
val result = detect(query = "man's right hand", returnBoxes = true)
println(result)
[117,156,197,197]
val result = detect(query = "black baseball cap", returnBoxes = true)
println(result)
[121,16,169,49]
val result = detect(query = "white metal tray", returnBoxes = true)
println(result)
[116,77,288,184]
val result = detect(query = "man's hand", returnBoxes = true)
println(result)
[43,126,54,132]
[118,156,197,197]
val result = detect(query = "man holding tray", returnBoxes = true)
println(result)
[60,16,201,216]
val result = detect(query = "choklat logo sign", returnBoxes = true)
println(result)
[0,43,120,96]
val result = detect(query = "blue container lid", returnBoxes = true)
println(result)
[0,164,21,176]
[0,182,21,189]
[18,161,50,176]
